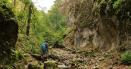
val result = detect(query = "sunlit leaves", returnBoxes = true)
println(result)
[30,0,67,45]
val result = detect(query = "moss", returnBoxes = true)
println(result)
[44,60,58,69]
[0,1,18,64]
[28,64,43,69]
[121,51,131,65]
[113,0,123,9]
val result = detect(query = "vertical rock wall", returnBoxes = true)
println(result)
[63,0,131,51]
[0,3,18,64]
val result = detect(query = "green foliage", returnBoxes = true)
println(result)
[30,1,67,46]
[113,0,122,9]
[0,0,11,3]
[0,0,66,66]
[112,0,117,3]
[44,61,58,69]
[0,1,13,17]
[16,35,41,54]
[1,65,14,69]
[20,0,31,6]
[12,50,24,61]
[121,51,131,64]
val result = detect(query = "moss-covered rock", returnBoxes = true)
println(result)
[44,60,58,69]
[0,2,18,64]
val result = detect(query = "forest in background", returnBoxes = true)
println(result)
[14,0,67,55]
[0,0,67,66]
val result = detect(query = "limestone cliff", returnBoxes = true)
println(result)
[63,0,131,51]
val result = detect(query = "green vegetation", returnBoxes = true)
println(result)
[0,0,131,68]
[14,0,67,54]
[0,0,67,66]
[121,51,131,65]
[113,0,123,9]
[12,50,24,61]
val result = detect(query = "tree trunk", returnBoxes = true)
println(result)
[26,3,32,36]
[13,0,16,6]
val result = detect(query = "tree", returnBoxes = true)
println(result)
[26,2,33,36]
[13,0,16,6]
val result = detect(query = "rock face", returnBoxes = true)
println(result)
[0,3,18,64]
[63,0,131,51]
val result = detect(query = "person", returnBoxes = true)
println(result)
[41,41,48,54]
[40,41,48,62]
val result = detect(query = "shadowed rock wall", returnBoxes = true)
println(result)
[0,3,18,64]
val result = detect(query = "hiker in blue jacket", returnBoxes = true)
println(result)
[40,41,48,55]
[40,41,48,61]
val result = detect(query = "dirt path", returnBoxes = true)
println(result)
[21,47,131,69]
[49,48,89,68]
[48,48,131,69]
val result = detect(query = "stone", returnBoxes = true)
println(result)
[44,60,58,69]
[0,3,18,64]
[93,65,99,69]
[58,64,70,69]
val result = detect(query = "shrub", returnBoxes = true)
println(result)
[121,51,131,65]
[113,0,123,9]
[12,50,24,61]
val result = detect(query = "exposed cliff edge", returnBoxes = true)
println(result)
[63,0,131,52]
